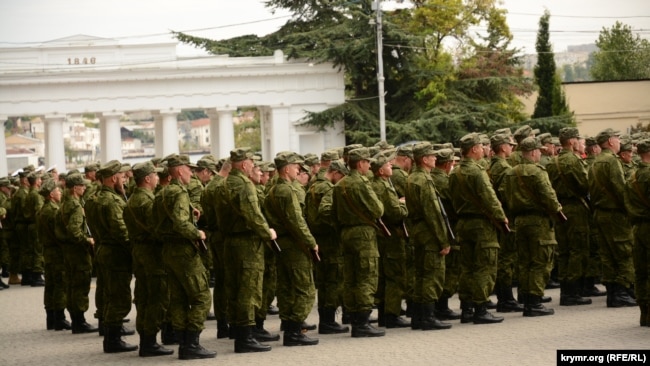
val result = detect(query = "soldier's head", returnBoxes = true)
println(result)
[195,157,217,184]
[459,133,484,159]
[596,128,621,154]
[490,134,517,157]
[519,137,545,163]
[27,171,42,187]
[39,179,61,203]
[327,160,349,184]
[537,133,554,156]
[394,144,414,172]
[559,127,582,151]
[585,136,601,156]
[618,139,634,164]
[84,162,99,181]
[164,155,197,185]
[370,149,396,179]
[412,142,437,169]
[434,148,458,173]
[637,140,650,163]
[274,152,304,182]
[65,173,89,198]
[347,148,374,174]
[229,147,255,175]
[97,160,131,192]
[132,161,163,189]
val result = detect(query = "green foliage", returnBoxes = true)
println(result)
[235,109,262,151]
[591,21,650,81]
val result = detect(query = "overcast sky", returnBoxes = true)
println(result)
[0,0,647,55]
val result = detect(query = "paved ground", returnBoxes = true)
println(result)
[0,279,647,366]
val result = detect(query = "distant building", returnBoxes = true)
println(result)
[190,118,211,149]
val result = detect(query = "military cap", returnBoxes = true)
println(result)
[157,162,170,178]
[434,148,458,163]
[39,179,58,197]
[396,145,414,159]
[552,137,561,146]
[84,162,100,173]
[150,158,162,166]
[490,134,516,150]
[595,128,621,145]
[258,162,276,172]
[493,128,512,137]
[0,177,11,187]
[97,160,131,177]
[620,140,633,152]
[585,137,598,147]
[537,133,553,145]
[368,146,380,157]
[559,127,580,142]
[303,153,320,167]
[374,140,395,151]
[636,140,650,154]
[196,158,218,174]
[348,147,375,162]
[133,161,164,181]
[329,160,350,175]
[479,134,490,145]
[200,154,217,162]
[370,150,397,172]
[519,137,546,152]
[343,144,364,157]
[23,164,36,173]
[68,168,80,175]
[274,152,305,169]
[459,133,482,150]
[66,173,89,187]
[165,154,198,168]
[513,125,539,141]
[412,142,437,159]
[321,150,340,161]
[230,147,255,162]
[27,171,42,180]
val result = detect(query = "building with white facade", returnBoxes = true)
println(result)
[0,35,346,175]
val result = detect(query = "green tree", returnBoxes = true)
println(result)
[591,21,650,81]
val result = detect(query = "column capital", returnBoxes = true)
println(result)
[158,109,181,117]
[44,113,66,121]
[98,111,124,118]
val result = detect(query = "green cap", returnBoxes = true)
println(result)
[620,139,633,152]
[328,160,350,175]
[230,147,254,162]
[39,179,58,196]
[84,162,100,173]
[559,127,581,142]
[374,140,395,151]
[320,150,340,161]
[97,160,130,177]
[519,137,546,152]
[596,128,621,145]
[412,142,436,159]
[343,144,364,158]
[585,137,598,147]
[164,154,198,168]
[370,150,397,172]
[196,158,218,173]
[133,161,164,181]
[459,133,482,150]
[66,173,89,187]
[274,152,305,169]
[303,153,320,167]
[396,145,414,159]
[537,133,553,145]
[0,177,11,187]
[347,147,374,162]
[636,139,650,154]
[493,128,512,137]
[434,148,458,163]
[490,134,516,150]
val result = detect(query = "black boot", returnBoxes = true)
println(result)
[385,314,411,328]
[283,320,319,346]
[138,333,174,357]
[581,277,606,297]
[523,294,554,317]
[420,303,452,330]
[460,301,474,324]
[234,325,271,353]
[351,311,385,337]
[377,303,385,327]
[216,318,230,339]
[496,285,524,313]
[560,281,592,306]
[341,310,351,325]
[20,271,33,286]
[178,330,216,360]
[54,310,72,331]
[0,276,8,289]
[410,303,422,330]
[473,302,504,324]
[46,310,55,330]
[280,319,317,331]
[252,319,280,342]
[103,325,138,353]
[640,303,649,327]
[118,324,136,336]
[609,283,637,308]
[31,272,45,287]
[71,312,99,334]
[434,296,461,320]
[160,322,177,345]
[267,304,280,315]
[318,308,349,334]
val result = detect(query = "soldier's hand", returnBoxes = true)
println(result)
[440,246,451,256]
[87,237,95,246]
[313,244,319,254]
[399,197,405,203]
[269,228,278,240]
[193,208,201,221]
[198,230,206,240]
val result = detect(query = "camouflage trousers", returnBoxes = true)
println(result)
[594,209,635,288]
[556,202,590,283]
[376,231,407,316]
[62,243,93,313]
[132,243,169,336]
[95,244,133,327]
[515,215,557,297]
[456,218,499,304]
[223,235,265,327]
[633,222,650,304]
[275,238,315,323]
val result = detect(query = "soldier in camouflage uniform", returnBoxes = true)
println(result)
[23,171,45,286]
[124,161,174,357]
[405,142,452,331]
[501,137,563,317]
[38,179,70,330]
[57,173,98,334]
[582,137,606,297]
[306,156,350,334]
[618,139,637,181]
[216,147,277,353]
[370,150,410,328]
[450,133,507,324]
[625,140,650,326]
[0,178,12,289]
[264,152,319,346]
[332,147,385,337]
[391,145,414,314]
[153,155,216,360]
[545,127,593,307]
[537,133,555,167]
[507,125,538,167]
[9,165,34,285]
[589,128,637,308]
[90,161,137,353]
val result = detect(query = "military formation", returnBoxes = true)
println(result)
[0,125,649,360]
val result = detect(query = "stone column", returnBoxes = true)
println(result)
[268,105,291,158]
[158,110,180,157]
[43,114,66,172]
[0,115,8,176]
[217,108,236,158]
[206,109,220,158]
[100,112,123,162]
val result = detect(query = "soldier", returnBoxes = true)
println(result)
[588,128,637,308]
[619,139,637,181]
[215,147,277,353]
[501,137,564,317]
[332,147,385,337]
[430,148,462,321]
[546,127,593,307]
[369,150,410,328]
[0,178,12,289]
[306,159,349,334]
[22,171,45,286]
[537,133,555,167]
[450,133,507,324]
[90,160,137,353]
[153,155,216,360]
[582,136,606,297]
[488,134,524,313]
[405,142,452,330]
[38,178,70,330]
[124,161,174,357]
[625,140,650,326]
[263,152,320,346]
[9,165,34,285]
[56,173,98,334]
[508,125,539,167]
[193,157,216,310]
[82,162,101,202]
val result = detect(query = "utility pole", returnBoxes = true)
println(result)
[374,0,386,141]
